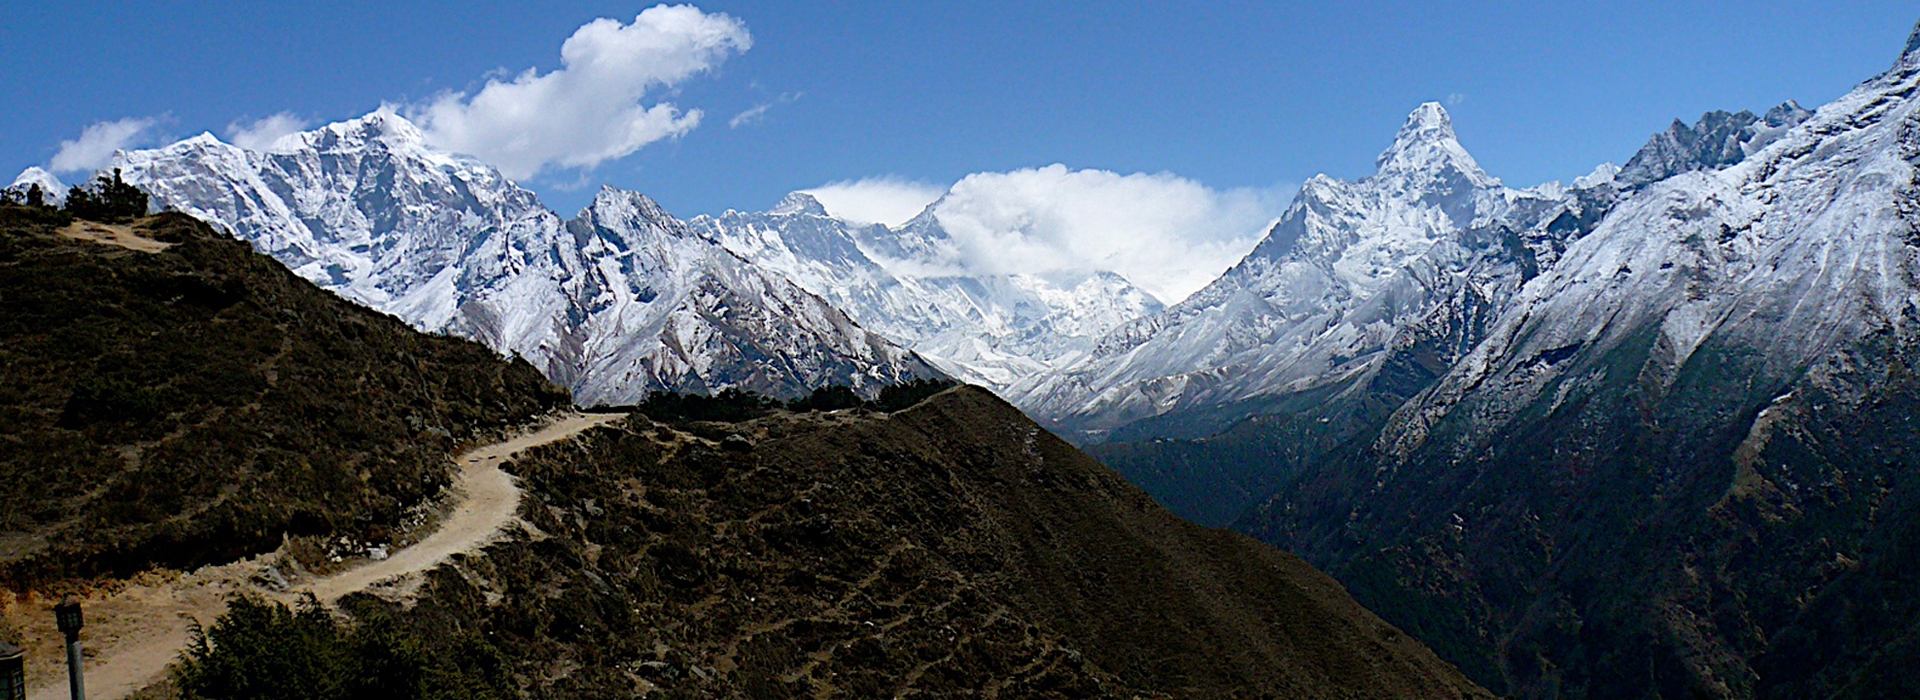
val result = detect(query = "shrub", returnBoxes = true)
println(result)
[175,596,347,700]
[787,385,864,412]
[173,595,461,700]
[634,387,781,422]
[873,378,959,413]
[64,168,148,222]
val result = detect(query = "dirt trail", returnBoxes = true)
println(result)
[11,412,624,700]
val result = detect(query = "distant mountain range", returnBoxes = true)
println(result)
[29,112,941,405]
[688,193,1163,389]
[1093,23,1920,700]
[0,207,1495,698]
[16,112,1169,404]
[15,18,1920,698]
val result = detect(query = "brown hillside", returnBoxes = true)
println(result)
[0,208,568,589]
[379,386,1491,698]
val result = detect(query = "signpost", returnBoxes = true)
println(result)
[53,597,84,700]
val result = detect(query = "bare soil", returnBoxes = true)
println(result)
[55,221,173,254]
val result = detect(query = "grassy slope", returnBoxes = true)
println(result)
[368,387,1491,698]
[0,208,568,588]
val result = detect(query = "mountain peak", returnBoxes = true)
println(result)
[585,185,684,234]
[1399,102,1455,139]
[1765,100,1812,127]
[180,132,226,148]
[7,166,67,205]
[1373,102,1493,185]
[771,191,828,217]
[10,166,63,191]
[303,108,429,151]
[591,184,661,210]
[1905,19,1920,59]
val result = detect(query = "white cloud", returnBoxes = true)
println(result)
[729,91,802,128]
[407,4,751,179]
[49,117,159,174]
[924,165,1288,303]
[803,176,946,227]
[226,112,312,151]
[1446,92,1467,107]
[728,104,774,129]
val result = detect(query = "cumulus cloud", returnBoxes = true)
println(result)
[408,4,751,179]
[226,112,312,151]
[49,117,159,174]
[923,165,1288,303]
[728,92,801,129]
[803,176,946,227]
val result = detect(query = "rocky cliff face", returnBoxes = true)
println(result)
[94,112,939,404]
[1615,102,1813,188]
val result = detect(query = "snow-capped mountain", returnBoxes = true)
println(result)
[92,110,939,404]
[5,166,65,204]
[1373,43,1920,472]
[1017,103,1603,438]
[1230,30,1920,699]
[687,192,1164,390]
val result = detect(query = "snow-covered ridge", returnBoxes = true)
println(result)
[688,193,1165,390]
[1376,32,1920,463]
[1615,102,1812,188]
[80,112,940,404]
[1015,102,1603,437]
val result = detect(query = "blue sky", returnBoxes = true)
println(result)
[3,2,1915,229]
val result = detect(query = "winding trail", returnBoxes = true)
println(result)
[11,411,624,700]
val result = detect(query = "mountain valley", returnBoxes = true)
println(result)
[6,14,1920,700]
[0,204,1492,698]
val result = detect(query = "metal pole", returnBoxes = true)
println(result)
[63,632,83,700]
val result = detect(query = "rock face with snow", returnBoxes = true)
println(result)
[1215,35,1920,700]
[97,111,939,404]
[688,193,1163,390]
[1018,103,1603,443]
[1615,101,1813,188]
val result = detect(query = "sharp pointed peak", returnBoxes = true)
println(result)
[1400,102,1454,135]
[1383,102,1460,151]
[1905,19,1920,58]
[771,191,828,217]
[1372,102,1495,185]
